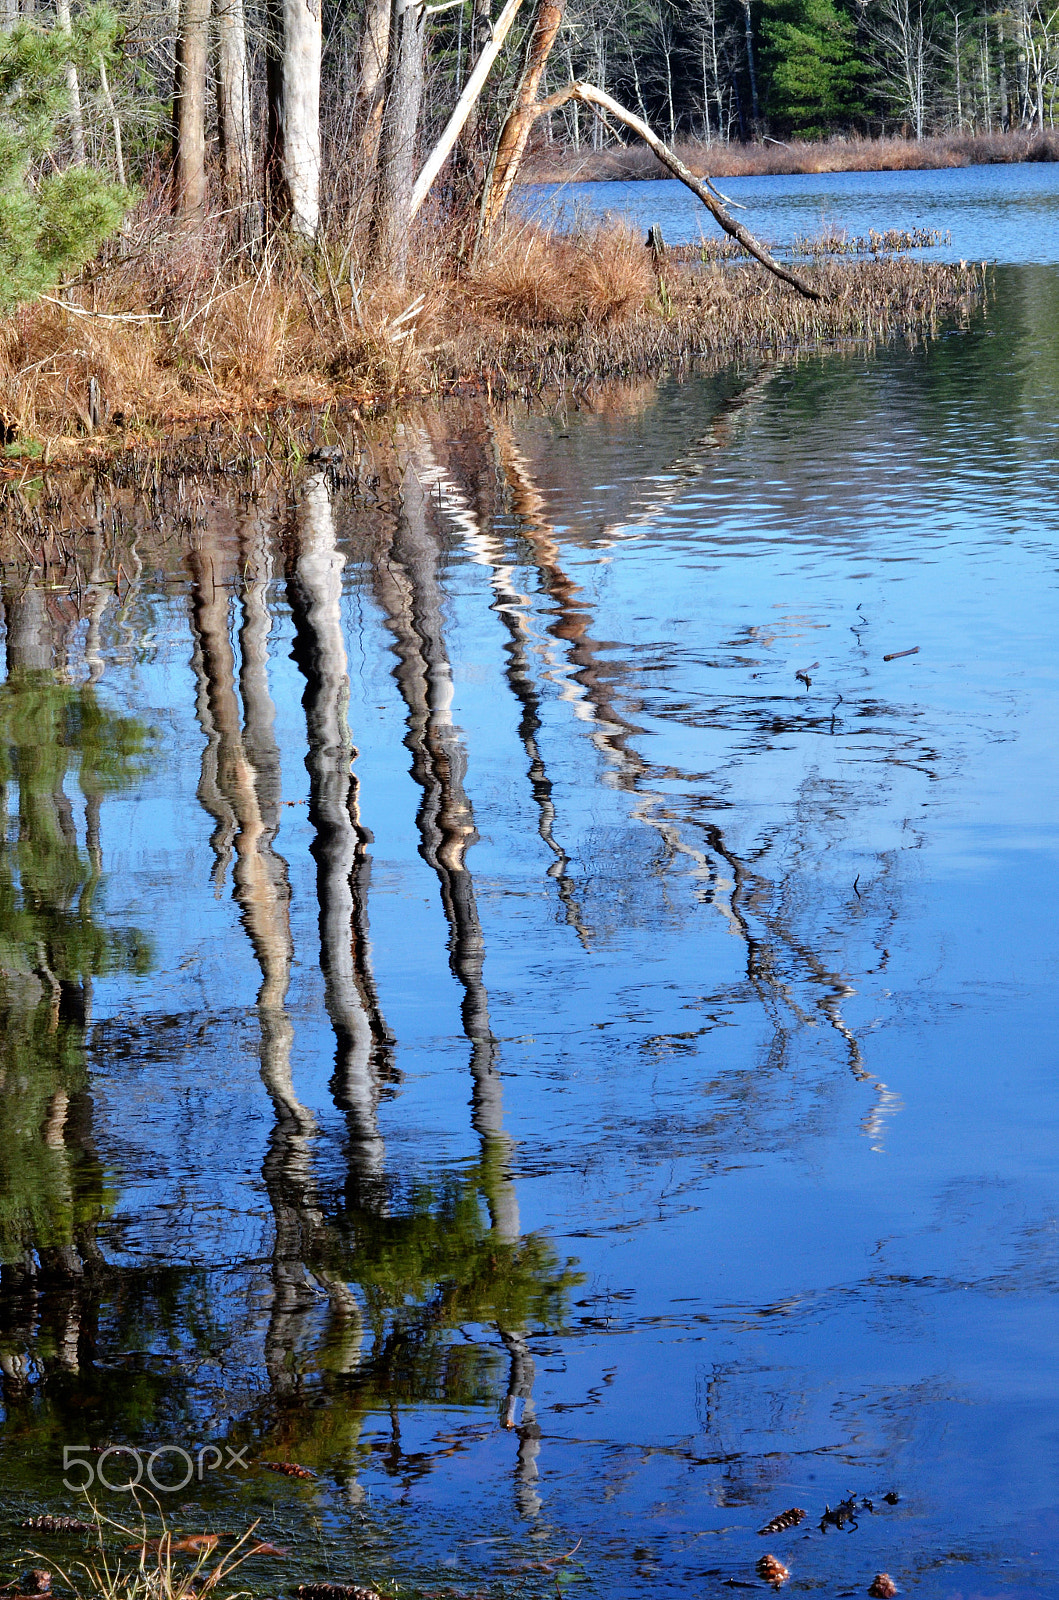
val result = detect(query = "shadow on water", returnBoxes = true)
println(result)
[1,282,1058,1592]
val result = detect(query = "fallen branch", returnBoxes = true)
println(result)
[473,78,823,300]
[41,296,166,322]
[567,83,825,300]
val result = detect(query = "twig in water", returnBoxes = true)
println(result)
[882,646,919,661]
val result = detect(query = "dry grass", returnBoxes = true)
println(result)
[0,189,987,468]
[467,222,655,326]
[522,126,1059,183]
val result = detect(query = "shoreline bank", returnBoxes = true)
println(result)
[521,128,1059,185]
[0,217,985,474]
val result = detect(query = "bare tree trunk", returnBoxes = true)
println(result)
[55,0,86,165]
[742,0,760,132]
[174,0,211,221]
[478,0,565,235]
[371,0,426,282]
[98,56,125,186]
[216,0,255,231]
[356,0,391,165]
[409,0,526,221]
[265,0,322,237]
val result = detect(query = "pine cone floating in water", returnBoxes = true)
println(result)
[758,1508,806,1535]
[756,1554,790,1589]
[260,1460,317,1479]
[20,1516,92,1533]
[869,1577,898,1598]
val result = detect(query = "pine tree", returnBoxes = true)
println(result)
[760,0,863,132]
[0,9,129,312]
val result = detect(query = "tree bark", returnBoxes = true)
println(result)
[265,0,323,237]
[173,0,211,221]
[356,0,391,165]
[478,0,565,235]
[54,0,86,165]
[409,0,526,221]
[215,0,255,231]
[371,0,426,282]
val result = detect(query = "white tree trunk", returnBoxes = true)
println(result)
[55,0,86,164]
[216,0,255,227]
[266,0,322,236]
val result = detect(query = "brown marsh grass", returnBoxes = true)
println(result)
[0,189,986,467]
[523,126,1059,184]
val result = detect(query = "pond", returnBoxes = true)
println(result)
[525,160,1059,262]
[2,176,1059,1600]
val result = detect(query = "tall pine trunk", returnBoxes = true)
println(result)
[371,0,426,283]
[266,0,323,237]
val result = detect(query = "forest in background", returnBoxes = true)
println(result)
[9,0,1059,258]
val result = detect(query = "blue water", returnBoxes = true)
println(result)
[2,179,1059,1599]
[525,159,1059,261]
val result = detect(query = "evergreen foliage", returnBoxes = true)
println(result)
[0,10,129,313]
[760,0,863,133]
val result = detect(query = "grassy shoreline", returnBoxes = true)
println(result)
[0,203,987,473]
[521,127,1059,184]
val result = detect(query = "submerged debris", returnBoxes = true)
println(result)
[294,1586,383,1600]
[820,1493,861,1532]
[19,1517,92,1533]
[260,1460,317,1479]
[756,1554,790,1588]
[757,1508,806,1536]
[869,1576,898,1598]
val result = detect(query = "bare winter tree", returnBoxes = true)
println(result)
[173,0,211,219]
[863,0,934,135]
[265,0,323,234]
[371,0,427,280]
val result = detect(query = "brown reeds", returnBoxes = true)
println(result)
[0,188,986,467]
[522,126,1059,183]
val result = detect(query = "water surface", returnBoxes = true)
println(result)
[2,241,1059,1597]
[526,160,1059,261]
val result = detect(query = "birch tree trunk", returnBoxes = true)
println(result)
[173,0,211,221]
[215,0,255,230]
[54,0,86,165]
[479,0,566,235]
[266,0,323,237]
[371,0,426,282]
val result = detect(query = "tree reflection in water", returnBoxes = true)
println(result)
[0,577,151,1427]
[0,397,917,1541]
[181,481,580,1507]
